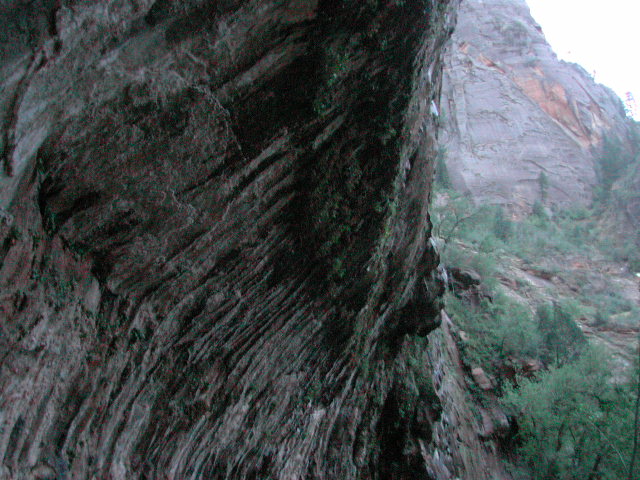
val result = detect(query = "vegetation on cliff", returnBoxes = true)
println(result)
[432,127,640,479]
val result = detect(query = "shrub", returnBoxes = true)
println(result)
[531,200,547,220]
[538,171,549,200]
[445,290,540,382]
[503,347,637,480]
[593,308,609,327]
[536,301,586,366]
[597,134,628,199]
[493,206,513,241]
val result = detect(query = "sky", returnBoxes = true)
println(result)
[526,0,640,118]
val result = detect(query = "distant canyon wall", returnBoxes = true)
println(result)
[441,0,631,210]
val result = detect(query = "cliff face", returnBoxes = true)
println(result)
[0,1,462,479]
[441,0,630,210]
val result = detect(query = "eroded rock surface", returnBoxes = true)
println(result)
[441,0,630,210]
[0,1,461,479]
[426,312,512,480]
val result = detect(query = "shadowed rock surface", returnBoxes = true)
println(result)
[0,1,472,479]
[441,0,631,210]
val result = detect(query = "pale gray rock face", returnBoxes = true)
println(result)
[441,0,629,210]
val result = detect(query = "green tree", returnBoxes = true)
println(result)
[596,134,629,202]
[536,301,586,366]
[538,171,549,201]
[532,199,548,220]
[493,205,513,241]
[503,348,638,480]
[432,192,479,252]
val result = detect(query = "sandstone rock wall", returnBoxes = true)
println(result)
[0,1,464,479]
[441,0,630,210]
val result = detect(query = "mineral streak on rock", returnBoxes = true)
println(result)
[0,0,460,478]
[441,0,631,210]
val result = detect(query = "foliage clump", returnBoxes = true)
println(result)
[445,291,541,383]
[535,301,586,366]
[503,348,639,480]
[431,164,640,479]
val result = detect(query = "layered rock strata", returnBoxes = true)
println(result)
[0,1,460,478]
